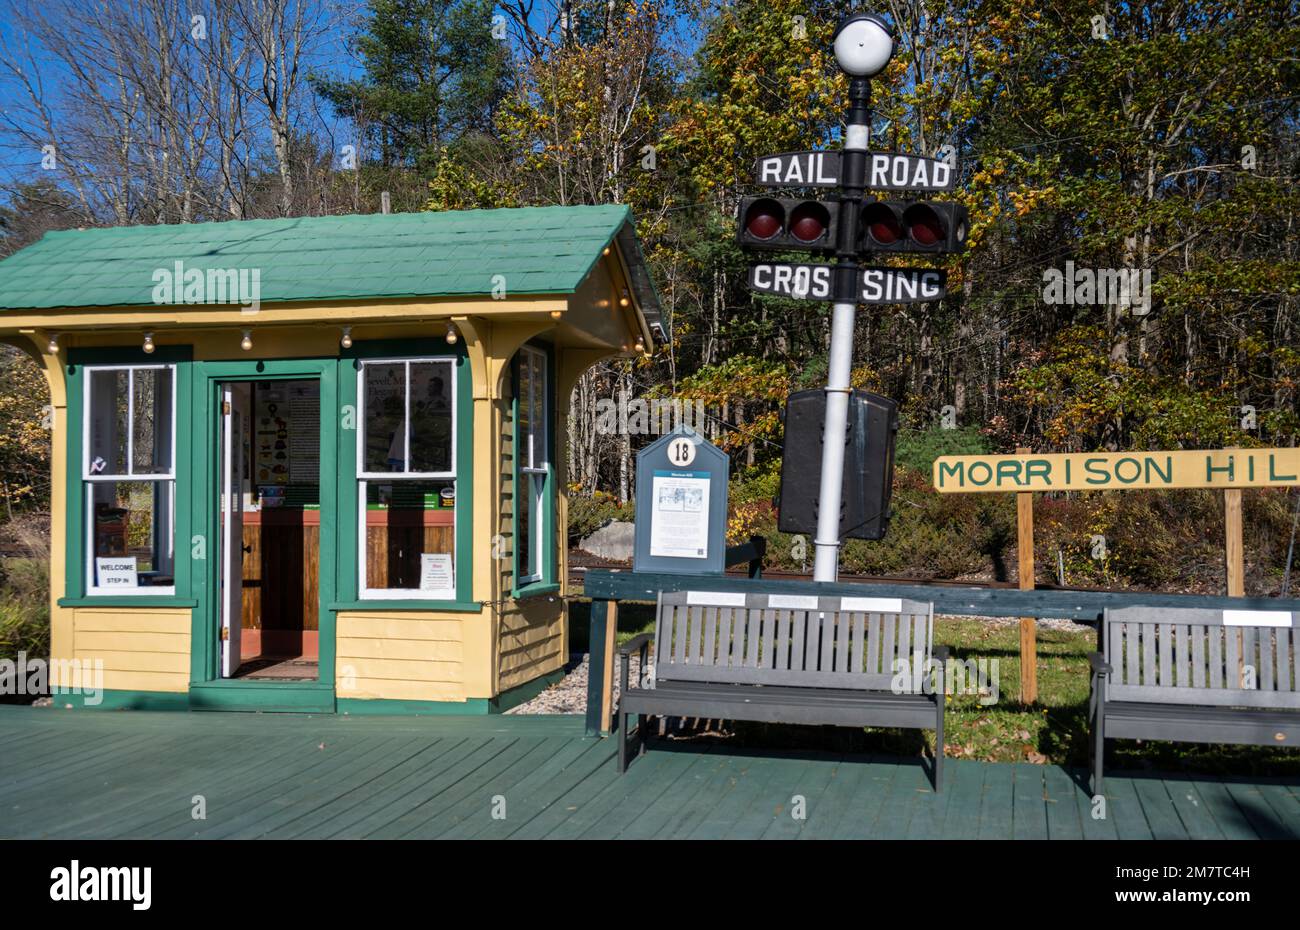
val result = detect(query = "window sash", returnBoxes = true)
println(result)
[82,364,176,480]
[356,357,456,480]
[84,476,177,596]
[356,477,456,600]
[519,473,545,583]
[517,347,548,584]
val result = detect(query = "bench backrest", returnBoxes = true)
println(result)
[652,590,934,691]
[1103,606,1300,709]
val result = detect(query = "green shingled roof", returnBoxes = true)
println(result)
[0,205,659,323]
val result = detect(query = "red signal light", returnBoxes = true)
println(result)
[788,202,830,243]
[861,202,902,245]
[744,199,784,240]
[903,203,944,246]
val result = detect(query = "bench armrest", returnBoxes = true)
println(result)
[619,634,653,698]
[618,633,653,656]
[1088,652,1111,675]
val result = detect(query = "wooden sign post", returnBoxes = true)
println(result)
[1016,447,1038,704]
[931,446,1300,699]
[1225,487,1244,597]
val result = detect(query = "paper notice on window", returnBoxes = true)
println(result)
[649,471,711,559]
[96,557,139,588]
[419,553,455,592]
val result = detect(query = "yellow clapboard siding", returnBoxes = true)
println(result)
[337,656,461,683]
[499,652,565,691]
[337,636,463,663]
[338,677,466,703]
[78,669,189,694]
[73,611,190,634]
[73,649,189,674]
[73,630,189,655]
[336,613,466,642]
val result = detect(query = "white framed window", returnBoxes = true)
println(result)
[83,365,177,595]
[517,346,548,585]
[357,358,457,599]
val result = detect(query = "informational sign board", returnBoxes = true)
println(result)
[933,448,1300,494]
[95,557,138,588]
[753,151,956,191]
[748,262,946,303]
[633,426,729,575]
[419,553,455,592]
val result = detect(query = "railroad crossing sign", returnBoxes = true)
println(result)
[747,262,946,303]
[753,150,956,191]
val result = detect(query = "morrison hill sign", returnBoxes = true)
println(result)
[933,448,1300,494]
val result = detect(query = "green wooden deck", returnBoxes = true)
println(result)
[2,706,1297,839]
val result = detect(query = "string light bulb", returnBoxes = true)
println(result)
[550,310,563,320]
[142,332,155,354]
[240,330,253,352]
[445,324,459,345]
[340,326,353,349]
[46,334,59,353]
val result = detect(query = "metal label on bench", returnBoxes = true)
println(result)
[769,595,819,609]
[840,597,904,613]
[686,591,747,607]
[1223,609,1293,627]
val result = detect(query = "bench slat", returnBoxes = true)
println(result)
[836,608,852,674]
[1192,625,1206,689]
[1279,630,1292,691]
[852,612,866,677]
[1260,628,1275,691]
[1209,624,1223,690]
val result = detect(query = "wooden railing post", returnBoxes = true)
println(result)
[585,599,612,737]
[1016,447,1038,705]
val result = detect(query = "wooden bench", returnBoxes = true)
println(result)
[1090,605,1300,794]
[616,591,947,790]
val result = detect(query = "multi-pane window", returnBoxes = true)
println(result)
[517,347,549,584]
[358,359,456,598]
[84,366,176,593]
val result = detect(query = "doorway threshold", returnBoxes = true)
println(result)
[189,679,335,713]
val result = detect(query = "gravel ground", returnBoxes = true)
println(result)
[506,651,643,715]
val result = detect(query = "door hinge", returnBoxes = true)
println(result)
[220,626,229,641]
[223,400,231,415]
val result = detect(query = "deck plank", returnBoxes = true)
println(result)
[0,707,1296,840]
[1042,765,1084,840]
[1011,764,1049,840]
[938,759,986,839]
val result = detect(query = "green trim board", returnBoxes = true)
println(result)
[510,340,557,598]
[489,667,565,713]
[189,679,335,713]
[327,600,483,613]
[64,345,194,603]
[337,697,492,716]
[187,358,340,692]
[58,597,199,608]
[512,583,560,600]
[336,336,474,607]
[47,689,192,711]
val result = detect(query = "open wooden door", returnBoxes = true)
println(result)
[220,383,249,677]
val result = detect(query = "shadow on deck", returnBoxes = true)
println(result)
[1,706,1296,840]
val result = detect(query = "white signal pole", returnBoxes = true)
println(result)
[812,13,896,582]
